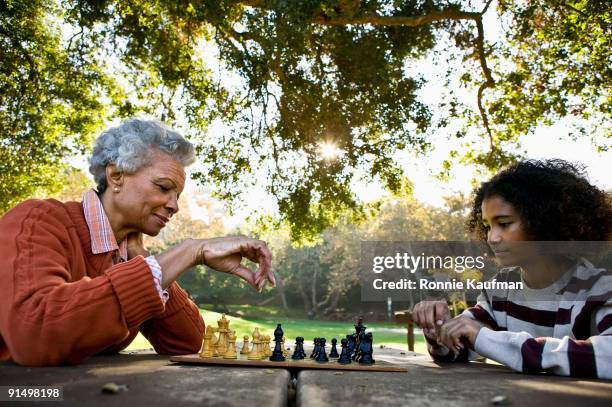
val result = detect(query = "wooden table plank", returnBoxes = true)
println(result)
[296,349,612,407]
[0,351,290,407]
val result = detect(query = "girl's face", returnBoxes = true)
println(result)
[481,195,535,267]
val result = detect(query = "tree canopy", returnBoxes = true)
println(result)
[1,0,610,240]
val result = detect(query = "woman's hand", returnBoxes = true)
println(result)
[194,236,275,291]
[413,300,451,339]
[126,232,150,259]
[438,315,483,353]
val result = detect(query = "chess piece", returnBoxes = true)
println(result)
[337,338,351,364]
[223,330,238,359]
[263,335,272,358]
[211,327,220,356]
[346,334,356,358]
[291,337,305,360]
[269,324,286,361]
[358,332,375,365]
[353,329,365,361]
[240,335,250,354]
[310,338,320,359]
[315,338,329,362]
[281,336,288,358]
[299,337,307,358]
[214,314,230,357]
[199,325,215,358]
[354,317,366,336]
[329,338,339,358]
[248,328,263,360]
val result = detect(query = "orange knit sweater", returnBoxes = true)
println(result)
[0,199,205,366]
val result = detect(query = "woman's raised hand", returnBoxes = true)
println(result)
[193,236,275,291]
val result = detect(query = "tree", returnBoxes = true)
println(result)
[2,0,609,240]
[0,0,119,214]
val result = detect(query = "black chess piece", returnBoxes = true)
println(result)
[329,338,339,358]
[353,326,366,360]
[358,332,375,365]
[354,317,366,336]
[292,337,305,360]
[315,338,329,362]
[310,338,320,359]
[337,338,351,365]
[269,324,286,361]
[346,334,356,358]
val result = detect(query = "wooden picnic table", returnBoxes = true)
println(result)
[1,348,611,406]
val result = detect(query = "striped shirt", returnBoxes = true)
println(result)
[82,189,169,304]
[427,258,612,379]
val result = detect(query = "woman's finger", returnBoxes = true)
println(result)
[231,265,258,290]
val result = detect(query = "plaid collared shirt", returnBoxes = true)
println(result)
[82,189,168,303]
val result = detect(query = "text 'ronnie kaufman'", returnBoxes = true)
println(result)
[372,279,524,290]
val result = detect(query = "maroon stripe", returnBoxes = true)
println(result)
[491,297,573,326]
[572,291,612,340]
[557,270,612,295]
[468,305,501,330]
[567,339,597,378]
[597,314,612,334]
[521,338,546,373]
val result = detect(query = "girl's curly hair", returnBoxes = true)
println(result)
[466,159,612,242]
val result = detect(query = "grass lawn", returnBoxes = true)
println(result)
[125,308,427,354]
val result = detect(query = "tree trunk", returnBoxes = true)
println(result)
[274,272,290,311]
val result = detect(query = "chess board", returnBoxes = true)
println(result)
[170,353,408,372]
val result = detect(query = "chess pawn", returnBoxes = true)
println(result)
[337,338,351,365]
[281,337,288,358]
[315,338,329,362]
[199,326,215,358]
[329,338,339,358]
[310,338,320,359]
[248,328,263,360]
[223,330,238,359]
[240,335,250,355]
[291,337,305,360]
[296,336,307,358]
[263,335,272,358]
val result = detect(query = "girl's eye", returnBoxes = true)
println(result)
[499,222,511,228]
[157,184,170,192]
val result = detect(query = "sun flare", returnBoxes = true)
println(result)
[318,142,341,160]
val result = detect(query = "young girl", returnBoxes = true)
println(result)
[413,159,611,378]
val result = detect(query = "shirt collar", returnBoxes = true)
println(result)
[82,189,127,261]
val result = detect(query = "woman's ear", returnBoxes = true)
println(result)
[105,164,124,191]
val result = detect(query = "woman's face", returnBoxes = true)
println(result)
[481,195,534,267]
[114,150,186,236]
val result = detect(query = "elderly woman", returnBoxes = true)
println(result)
[0,119,274,366]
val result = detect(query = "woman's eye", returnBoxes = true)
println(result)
[499,222,511,228]
[157,184,170,192]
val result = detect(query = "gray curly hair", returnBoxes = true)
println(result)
[89,119,196,193]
